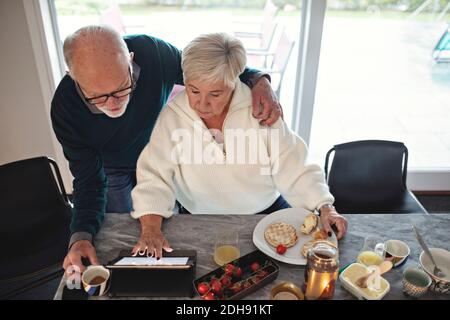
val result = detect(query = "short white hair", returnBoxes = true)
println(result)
[63,25,129,71]
[182,33,247,88]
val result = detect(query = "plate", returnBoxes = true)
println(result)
[252,207,338,265]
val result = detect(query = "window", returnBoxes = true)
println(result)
[308,0,450,189]
[53,0,302,122]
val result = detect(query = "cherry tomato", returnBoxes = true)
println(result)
[203,292,215,300]
[233,267,242,278]
[250,262,260,272]
[197,282,209,295]
[210,279,222,293]
[276,244,287,255]
[225,263,235,276]
[220,276,231,287]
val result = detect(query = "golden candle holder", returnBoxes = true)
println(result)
[270,282,304,300]
[304,240,339,300]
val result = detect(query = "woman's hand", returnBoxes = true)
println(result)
[319,206,348,240]
[132,214,173,259]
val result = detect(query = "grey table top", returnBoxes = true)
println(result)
[55,213,450,300]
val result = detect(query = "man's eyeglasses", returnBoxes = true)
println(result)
[76,67,137,108]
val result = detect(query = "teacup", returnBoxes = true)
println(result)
[385,239,410,268]
[81,265,111,296]
[419,248,450,294]
[402,267,431,298]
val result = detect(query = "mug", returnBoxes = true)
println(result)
[81,265,111,296]
[385,239,410,268]
[402,267,432,298]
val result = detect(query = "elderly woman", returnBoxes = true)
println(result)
[130,33,347,258]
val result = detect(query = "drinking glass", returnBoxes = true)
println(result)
[213,229,240,266]
[356,236,385,266]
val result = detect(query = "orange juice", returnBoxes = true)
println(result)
[357,251,384,266]
[213,245,240,266]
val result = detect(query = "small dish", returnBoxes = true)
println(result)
[339,263,390,300]
[270,282,304,300]
[193,250,279,300]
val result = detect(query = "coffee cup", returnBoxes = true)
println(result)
[402,267,431,298]
[81,265,111,296]
[385,239,410,268]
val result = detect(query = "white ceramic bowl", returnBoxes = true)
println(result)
[419,248,450,294]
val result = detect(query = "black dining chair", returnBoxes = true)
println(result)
[324,140,427,214]
[0,156,72,299]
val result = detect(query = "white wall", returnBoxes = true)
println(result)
[0,0,71,190]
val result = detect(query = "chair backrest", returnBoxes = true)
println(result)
[260,20,278,50]
[324,140,409,213]
[270,29,295,96]
[261,0,279,26]
[259,0,279,49]
[271,29,295,71]
[100,4,126,35]
[0,157,71,278]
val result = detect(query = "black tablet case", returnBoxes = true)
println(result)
[106,250,196,297]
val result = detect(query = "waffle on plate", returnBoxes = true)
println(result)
[264,222,298,248]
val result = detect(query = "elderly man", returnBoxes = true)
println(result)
[51,25,283,273]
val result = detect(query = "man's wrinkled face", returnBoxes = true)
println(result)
[73,52,134,118]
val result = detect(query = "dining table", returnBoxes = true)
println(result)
[54,212,450,300]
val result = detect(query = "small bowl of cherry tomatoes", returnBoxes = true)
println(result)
[193,250,279,300]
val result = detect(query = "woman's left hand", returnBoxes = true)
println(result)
[319,207,348,240]
[251,76,283,126]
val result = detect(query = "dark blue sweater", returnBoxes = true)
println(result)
[51,35,263,238]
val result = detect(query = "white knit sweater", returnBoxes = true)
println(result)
[131,81,334,219]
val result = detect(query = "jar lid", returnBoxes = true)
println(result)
[310,241,338,261]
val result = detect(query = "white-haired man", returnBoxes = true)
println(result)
[50,25,283,273]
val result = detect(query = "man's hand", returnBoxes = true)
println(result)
[131,214,173,259]
[63,240,99,274]
[319,207,348,240]
[251,77,283,126]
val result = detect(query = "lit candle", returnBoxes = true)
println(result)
[304,241,339,300]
